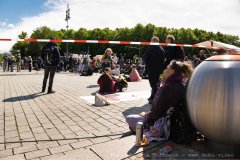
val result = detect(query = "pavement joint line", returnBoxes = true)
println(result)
[0,132,133,144]
[12,76,26,144]
[17,78,72,141]
[89,147,104,160]
[13,77,40,142]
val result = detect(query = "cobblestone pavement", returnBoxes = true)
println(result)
[0,70,154,160]
[0,70,239,160]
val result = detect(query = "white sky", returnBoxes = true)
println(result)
[0,0,240,52]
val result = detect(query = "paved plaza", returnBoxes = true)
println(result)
[0,70,159,160]
[1,70,238,160]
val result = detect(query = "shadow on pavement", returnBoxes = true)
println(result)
[2,92,46,102]
[127,145,140,155]
[87,84,99,88]
[91,90,99,96]
[122,103,152,118]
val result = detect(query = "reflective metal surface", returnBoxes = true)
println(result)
[187,57,240,145]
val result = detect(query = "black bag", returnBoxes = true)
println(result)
[43,45,55,65]
[81,67,93,76]
[169,104,196,144]
[87,67,93,76]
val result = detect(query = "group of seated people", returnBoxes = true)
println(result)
[97,48,143,94]
[111,64,142,82]
[100,48,142,80]
[95,45,202,144]
[97,64,142,94]
[96,58,198,144]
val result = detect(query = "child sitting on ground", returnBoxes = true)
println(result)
[97,68,127,94]
[129,64,142,82]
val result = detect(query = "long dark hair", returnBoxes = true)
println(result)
[103,67,112,80]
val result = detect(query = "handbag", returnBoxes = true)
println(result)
[95,93,110,106]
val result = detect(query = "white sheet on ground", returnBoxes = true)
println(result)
[80,91,151,104]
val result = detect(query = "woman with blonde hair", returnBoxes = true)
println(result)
[101,48,113,69]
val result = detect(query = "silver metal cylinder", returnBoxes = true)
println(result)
[187,55,240,145]
[136,122,143,145]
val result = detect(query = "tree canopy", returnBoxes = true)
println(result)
[11,23,240,58]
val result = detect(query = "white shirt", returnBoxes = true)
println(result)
[112,68,120,76]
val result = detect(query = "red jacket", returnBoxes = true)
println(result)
[97,74,116,93]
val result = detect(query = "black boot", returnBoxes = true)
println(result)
[47,90,55,94]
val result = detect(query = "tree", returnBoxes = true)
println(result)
[11,24,240,58]
[11,31,28,57]
[28,26,55,58]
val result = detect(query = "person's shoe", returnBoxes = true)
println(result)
[47,90,55,94]
[41,89,45,93]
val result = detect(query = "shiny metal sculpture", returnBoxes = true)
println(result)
[187,55,240,145]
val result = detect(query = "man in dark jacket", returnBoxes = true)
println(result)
[143,36,165,104]
[164,35,185,67]
[41,37,60,94]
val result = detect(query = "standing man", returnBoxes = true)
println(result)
[3,54,8,72]
[16,53,21,72]
[28,56,33,72]
[41,37,60,94]
[8,56,15,72]
[143,36,165,104]
[164,35,185,67]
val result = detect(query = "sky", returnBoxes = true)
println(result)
[0,0,240,52]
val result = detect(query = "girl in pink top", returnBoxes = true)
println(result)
[129,64,142,82]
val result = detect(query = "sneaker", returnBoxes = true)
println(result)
[47,90,55,94]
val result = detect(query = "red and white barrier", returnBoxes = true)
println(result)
[0,38,226,50]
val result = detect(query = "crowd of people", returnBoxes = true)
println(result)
[0,34,212,145]
[91,35,205,145]
[123,35,205,144]
[2,54,34,72]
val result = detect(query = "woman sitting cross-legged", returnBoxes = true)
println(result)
[126,60,193,133]
[97,67,128,94]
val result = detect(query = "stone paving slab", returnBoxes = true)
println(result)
[61,148,102,160]
[89,135,162,160]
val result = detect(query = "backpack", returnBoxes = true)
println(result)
[169,104,196,144]
[43,45,55,65]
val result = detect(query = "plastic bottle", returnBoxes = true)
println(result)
[136,122,143,146]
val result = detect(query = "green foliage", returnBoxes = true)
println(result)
[0,54,3,63]
[11,31,28,57]
[11,24,240,58]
